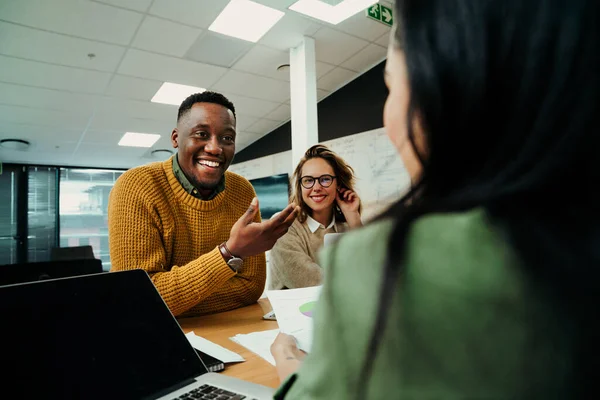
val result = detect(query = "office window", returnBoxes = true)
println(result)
[59,169,124,271]
[0,166,19,265]
[28,167,58,263]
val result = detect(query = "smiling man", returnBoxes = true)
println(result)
[108,91,299,317]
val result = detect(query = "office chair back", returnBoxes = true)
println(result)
[0,259,103,286]
[51,245,95,261]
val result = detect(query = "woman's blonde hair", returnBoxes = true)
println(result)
[291,144,361,223]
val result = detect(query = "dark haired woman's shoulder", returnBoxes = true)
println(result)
[409,208,493,241]
[406,208,523,298]
[408,208,503,253]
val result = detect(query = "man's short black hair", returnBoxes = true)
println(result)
[177,91,236,122]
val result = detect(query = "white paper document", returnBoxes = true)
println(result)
[230,329,280,366]
[266,285,323,353]
[185,331,245,363]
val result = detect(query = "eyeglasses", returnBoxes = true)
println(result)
[300,174,336,189]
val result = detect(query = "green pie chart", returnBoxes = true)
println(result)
[299,301,316,317]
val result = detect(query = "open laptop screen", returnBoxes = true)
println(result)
[0,269,207,400]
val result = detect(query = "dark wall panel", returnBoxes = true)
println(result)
[233,60,386,164]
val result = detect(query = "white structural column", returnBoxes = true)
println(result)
[289,36,319,170]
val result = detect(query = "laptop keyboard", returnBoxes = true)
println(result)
[174,384,258,400]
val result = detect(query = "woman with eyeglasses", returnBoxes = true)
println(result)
[268,144,362,290]
[271,0,599,398]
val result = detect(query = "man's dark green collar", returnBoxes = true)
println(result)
[172,154,225,200]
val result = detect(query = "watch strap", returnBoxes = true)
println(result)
[219,242,243,272]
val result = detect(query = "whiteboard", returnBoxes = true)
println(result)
[229,128,411,221]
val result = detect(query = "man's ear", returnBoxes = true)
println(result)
[171,129,179,148]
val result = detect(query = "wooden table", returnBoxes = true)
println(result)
[177,298,280,389]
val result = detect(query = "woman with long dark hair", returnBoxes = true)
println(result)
[271,0,599,398]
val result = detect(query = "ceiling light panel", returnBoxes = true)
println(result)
[208,0,285,43]
[289,0,379,25]
[151,82,206,106]
[118,132,161,148]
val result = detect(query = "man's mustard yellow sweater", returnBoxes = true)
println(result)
[108,157,266,317]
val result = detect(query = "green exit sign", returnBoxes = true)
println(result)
[366,3,393,27]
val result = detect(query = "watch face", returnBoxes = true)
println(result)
[227,257,243,271]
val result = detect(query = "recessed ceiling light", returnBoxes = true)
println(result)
[151,82,206,106]
[289,0,379,25]
[209,0,284,43]
[0,139,30,151]
[118,132,161,148]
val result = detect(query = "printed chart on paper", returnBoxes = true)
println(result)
[266,286,322,352]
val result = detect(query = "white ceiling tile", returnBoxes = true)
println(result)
[0,0,143,45]
[317,88,331,100]
[94,97,175,121]
[0,122,84,143]
[82,129,170,147]
[341,43,387,72]
[132,16,203,57]
[0,22,126,72]
[0,82,99,114]
[255,0,298,11]
[32,140,79,154]
[0,55,112,94]
[317,67,357,91]
[212,70,290,103]
[316,61,336,78]
[223,93,279,118]
[266,104,291,121]
[259,12,322,51]
[333,10,391,42]
[80,129,129,145]
[117,49,227,88]
[233,45,335,81]
[94,0,153,12]
[246,118,282,134]
[375,31,390,47]
[104,75,163,101]
[0,104,92,130]
[286,88,331,104]
[185,32,253,68]
[87,115,174,134]
[314,27,369,65]
[235,114,259,131]
[74,142,150,163]
[149,0,229,29]
[0,141,80,165]
[232,45,289,80]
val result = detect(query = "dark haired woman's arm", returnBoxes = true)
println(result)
[271,333,306,382]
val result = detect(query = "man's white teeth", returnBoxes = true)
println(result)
[199,160,220,167]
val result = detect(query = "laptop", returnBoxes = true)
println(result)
[0,258,103,286]
[0,269,275,400]
[323,232,344,248]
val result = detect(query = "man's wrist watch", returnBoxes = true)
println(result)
[218,242,243,273]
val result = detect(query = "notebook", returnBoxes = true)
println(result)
[0,269,275,400]
[194,349,225,372]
